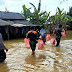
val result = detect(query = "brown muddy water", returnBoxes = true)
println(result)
[0,31,72,72]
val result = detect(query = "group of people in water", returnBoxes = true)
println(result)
[27,24,63,55]
[0,24,63,63]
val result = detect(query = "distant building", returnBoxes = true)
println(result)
[0,11,37,26]
[0,11,41,39]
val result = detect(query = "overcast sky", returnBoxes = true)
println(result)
[0,0,72,16]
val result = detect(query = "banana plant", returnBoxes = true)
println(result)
[29,0,47,25]
[22,5,31,20]
[55,7,72,30]
[41,11,50,25]
[22,0,50,25]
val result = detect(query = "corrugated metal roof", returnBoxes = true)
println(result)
[0,11,25,19]
[0,19,13,26]
[11,22,37,27]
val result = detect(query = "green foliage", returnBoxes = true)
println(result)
[38,0,41,13]
[29,0,50,25]
[55,7,72,30]
[29,0,46,24]
[66,7,72,29]
[30,2,37,11]
[68,7,72,16]
[69,21,72,30]
[22,5,31,20]
[40,12,50,24]
[56,7,64,21]
[22,0,50,25]
[47,7,72,30]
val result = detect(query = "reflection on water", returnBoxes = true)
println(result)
[25,54,46,65]
[0,62,10,72]
[0,31,72,72]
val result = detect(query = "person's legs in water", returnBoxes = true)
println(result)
[42,37,46,44]
[56,38,60,46]
[0,50,6,62]
[30,41,36,55]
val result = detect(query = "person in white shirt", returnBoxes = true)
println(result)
[40,25,46,44]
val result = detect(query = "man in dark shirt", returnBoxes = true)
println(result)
[27,26,39,55]
[53,24,63,46]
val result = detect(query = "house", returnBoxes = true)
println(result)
[0,11,25,21]
[0,19,13,39]
[0,11,41,39]
[0,19,12,26]
[0,11,37,26]
[0,11,25,39]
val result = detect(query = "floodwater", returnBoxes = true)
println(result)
[0,31,72,72]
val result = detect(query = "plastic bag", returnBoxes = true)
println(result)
[46,34,51,41]
[51,37,55,45]
[61,29,66,37]
[39,36,42,38]
[24,38,30,48]
[38,39,44,50]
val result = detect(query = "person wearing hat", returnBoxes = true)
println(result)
[27,26,39,55]
[53,24,63,46]
[0,31,8,63]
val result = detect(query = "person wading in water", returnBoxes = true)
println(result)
[27,26,40,55]
[53,24,63,46]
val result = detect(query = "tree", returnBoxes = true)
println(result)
[29,0,47,25]
[22,5,31,20]
[47,7,72,32]
[22,0,50,25]
[68,7,72,16]
[67,7,72,30]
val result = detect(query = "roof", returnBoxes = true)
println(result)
[0,19,42,27]
[11,21,42,27]
[0,11,25,20]
[0,19,13,26]
[11,22,37,27]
